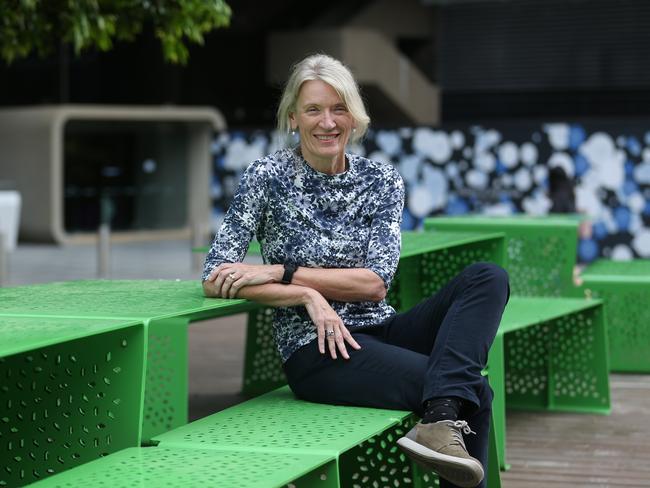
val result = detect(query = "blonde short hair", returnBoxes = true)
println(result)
[276,54,370,144]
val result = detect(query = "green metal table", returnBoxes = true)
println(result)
[425,215,580,297]
[0,316,146,487]
[0,280,256,443]
[577,259,650,372]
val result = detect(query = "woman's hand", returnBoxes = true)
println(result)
[206,263,284,298]
[303,289,361,360]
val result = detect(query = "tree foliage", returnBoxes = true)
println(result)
[0,0,232,64]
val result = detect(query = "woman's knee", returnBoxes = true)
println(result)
[464,262,510,301]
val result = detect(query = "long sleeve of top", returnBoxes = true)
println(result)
[202,148,405,362]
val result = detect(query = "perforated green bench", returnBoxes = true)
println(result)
[0,316,146,487]
[576,259,650,372]
[424,215,580,297]
[31,386,502,487]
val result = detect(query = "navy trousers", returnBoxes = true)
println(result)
[283,262,510,488]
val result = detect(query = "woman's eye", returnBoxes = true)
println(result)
[306,107,319,113]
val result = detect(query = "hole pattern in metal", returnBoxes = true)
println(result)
[504,309,608,409]
[143,328,182,438]
[506,236,570,297]
[243,307,286,395]
[29,447,334,488]
[340,417,439,488]
[0,328,142,487]
[421,241,501,297]
[586,283,650,372]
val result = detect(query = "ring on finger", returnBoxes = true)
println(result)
[325,330,335,337]
[228,273,236,280]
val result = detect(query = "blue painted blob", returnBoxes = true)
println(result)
[495,160,507,175]
[569,125,587,150]
[627,136,642,156]
[214,156,225,169]
[401,208,419,230]
[574,154,590,177]
[623,180,638,196]
[644,201,650,216]
[446,197,470,215]
[592,222,608,239]
[625,160,635,177]
[614,207,631,231]
[578,238,599,262]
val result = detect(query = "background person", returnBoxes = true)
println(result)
[202,54,509,488]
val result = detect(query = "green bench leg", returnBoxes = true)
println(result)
[0,326,145,486]
[242,307,287,397]
[487,334,509,471]
[141,317,189,441]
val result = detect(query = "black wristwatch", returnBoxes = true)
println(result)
[281,263,297,284]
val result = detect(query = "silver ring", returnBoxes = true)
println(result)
[228,273,236,280]
[325,330,335,337]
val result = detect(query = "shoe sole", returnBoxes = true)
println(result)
[397,436,484,488]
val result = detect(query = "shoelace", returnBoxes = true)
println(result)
[446,420,476,449]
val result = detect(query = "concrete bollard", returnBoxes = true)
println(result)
[0,232,6,287]
[97,223,111,278]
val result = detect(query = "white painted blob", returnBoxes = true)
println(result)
[399,154,422,184]
[367,150,391,165]
[501,174,513,187]
[225,138,265,170]
[466,169,489,190]
[473,128,502,153]
[347,142,366,157]
[634,162,650,184]
[578,132,625,190]
[628,192,646,213]
[611,245,634,261]
[534,165,549,185]
[643,148,650,162]
[483,203,513,216]
[514,168,533,192]
[451,131,465,149]
[575,183,603,217]
[632,229,650,257]
[474,152,496,172]
[544,123,570,150]
[498,142,519,168]
[522,192,552,215]
[630,213,643,233]
[548,152,575,178]
[376,130,402,156]
[446,162,459,179]
[409,171,448,217]
[413,128,452,164]
[520,143,538,166]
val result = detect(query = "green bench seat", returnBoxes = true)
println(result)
[0,316,146,487]
[30,446,337,488]
[577,259,650,372]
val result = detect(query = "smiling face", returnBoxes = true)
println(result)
[289,79,355,173]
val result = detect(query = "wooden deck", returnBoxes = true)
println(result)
[501,374,650,487]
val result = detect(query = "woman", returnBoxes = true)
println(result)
[203,54,509,488]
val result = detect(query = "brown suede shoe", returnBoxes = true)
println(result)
[397,420,484,487]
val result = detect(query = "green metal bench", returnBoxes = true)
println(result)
[31,386,503,487]
[0,316,146,487]
[424,215,580,297]
[576,259,650,372]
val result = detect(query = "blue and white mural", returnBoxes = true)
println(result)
[210,123,650,261]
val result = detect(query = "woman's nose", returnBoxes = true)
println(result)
[319,111,336,129]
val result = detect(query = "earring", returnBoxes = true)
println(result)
[352,128,357,133]
[291,129,296,136]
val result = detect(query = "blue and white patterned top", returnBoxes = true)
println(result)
[202,148,405,362]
